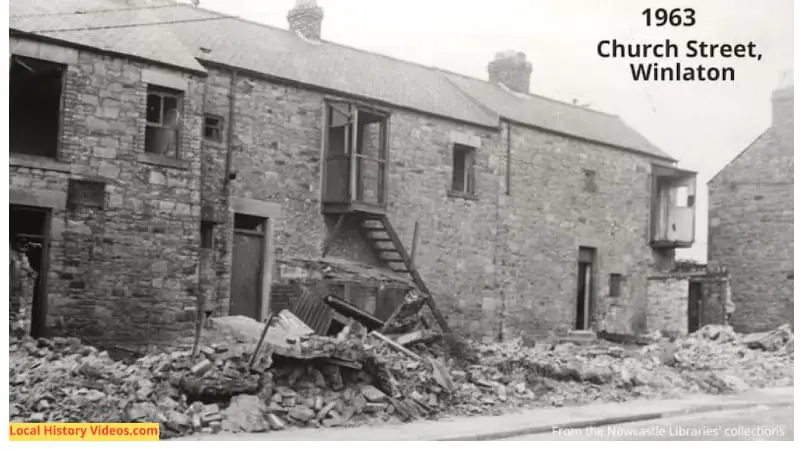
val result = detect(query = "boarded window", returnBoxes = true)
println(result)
[609,273,622,297]
[583,169,597,193]
[145,86,183,158]
[452,144,476,195]
[204,114,224,142]
[10,55,65,158]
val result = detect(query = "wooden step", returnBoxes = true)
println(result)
[381,258,405,263]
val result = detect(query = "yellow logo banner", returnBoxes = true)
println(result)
[9,423,160,441]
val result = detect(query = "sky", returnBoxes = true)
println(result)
[195,0,794,261]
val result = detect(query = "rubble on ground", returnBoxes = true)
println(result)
[9,318,793,439]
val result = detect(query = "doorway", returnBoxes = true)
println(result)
[229,213,267,320]
[10,205,52,337]
[688,281,703,333]
[576,246,596,330]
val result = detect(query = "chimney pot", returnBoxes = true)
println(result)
[287,0,324,41]
[488,50,532,94]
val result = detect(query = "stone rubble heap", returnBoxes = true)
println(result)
[9,322,793,439]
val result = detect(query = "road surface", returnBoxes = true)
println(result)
[504,404,794,441]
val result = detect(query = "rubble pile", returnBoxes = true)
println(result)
[9,319,793,439]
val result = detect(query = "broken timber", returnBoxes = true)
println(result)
[357,213,451,333]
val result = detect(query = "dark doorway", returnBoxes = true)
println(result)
[576,247,596,330]
[688,281,703,333]
[10,205,52,337]
[229,213,267,320]
[10,55,65,158]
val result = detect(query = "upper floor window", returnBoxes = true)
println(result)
[452,144,476,196]
[145,85,183,158]
[10,55,65,159]
[204,114,224,142]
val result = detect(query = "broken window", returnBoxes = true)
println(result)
[609,273,622,297]
[200,221,214,249]
[203,114,224,142]
[583,169,597,193]
[145,85,183,158]
[234,213,266,233]
[452,144,476,195]
[323,102,389,205]
[10,55,65,158]
[674,186,689,207]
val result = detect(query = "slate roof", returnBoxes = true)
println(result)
[10,0,206,73]
[9,0,675,160]
[445,72,674,160]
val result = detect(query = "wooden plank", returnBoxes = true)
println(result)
[410,220,420,269]
[248,313,275,370]
[369,331,422,361]
[379,216,451,333]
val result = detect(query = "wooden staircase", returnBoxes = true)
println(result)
[356,213,450,333]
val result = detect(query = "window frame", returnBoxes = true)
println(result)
[203,114,225,143]
[9,54,67,160]
[451,144,477,196]
[145,85,184,159]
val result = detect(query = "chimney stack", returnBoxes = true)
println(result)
[287,0,324,41]
[771,69,793,127]
[488,50,532,94]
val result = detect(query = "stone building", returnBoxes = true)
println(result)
[9,0,697,349]
[708,73,794,333]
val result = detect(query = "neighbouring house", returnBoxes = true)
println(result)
[708,72,794,333]
[9,0,697,350]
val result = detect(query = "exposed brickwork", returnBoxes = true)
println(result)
[708,88,794,333]
[645,276,689,336]
[9,40,204,351]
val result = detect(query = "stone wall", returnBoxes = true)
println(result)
[498,123,668,340]
[202,68,672,341]
[204,70,505,339]
[9,39,679,347]
[9,39,204,351]
[708,90,794,333]
[645,276,689,336]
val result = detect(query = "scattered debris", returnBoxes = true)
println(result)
[9,318,793,439]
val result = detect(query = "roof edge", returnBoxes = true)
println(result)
[9,28,208,76]
[707,129,770,186]
[197,58,501,130]
[502,116,677,163]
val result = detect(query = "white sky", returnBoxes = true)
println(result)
[196,0,794,261]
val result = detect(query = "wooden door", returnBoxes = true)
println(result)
[229,214,266,320]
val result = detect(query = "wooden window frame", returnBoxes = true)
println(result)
[145,85,184,159]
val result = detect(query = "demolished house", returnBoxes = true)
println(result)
[11,0,702,350]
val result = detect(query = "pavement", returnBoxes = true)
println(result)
[179,386,793,441]
[505,403,794,441]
